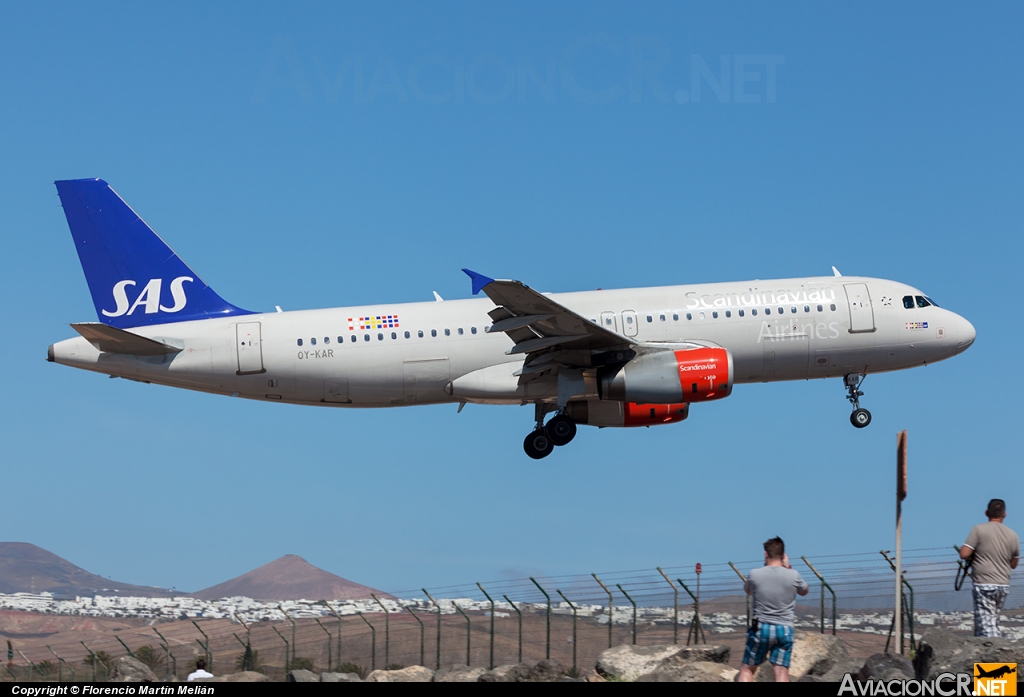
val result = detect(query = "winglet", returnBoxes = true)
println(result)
[462,268,495,296]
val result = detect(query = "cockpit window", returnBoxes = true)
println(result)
[915,295,931,308]
[903,296,914,309]
[925,296,939,307]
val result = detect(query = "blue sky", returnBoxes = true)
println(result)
[1,2,1021,595]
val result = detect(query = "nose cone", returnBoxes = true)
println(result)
[956,317,976,354]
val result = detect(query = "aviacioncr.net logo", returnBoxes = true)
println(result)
[102,276,193,317]
[838,672,973,696]
[975,663,1017,696]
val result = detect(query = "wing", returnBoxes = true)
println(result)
[463,269,635,378]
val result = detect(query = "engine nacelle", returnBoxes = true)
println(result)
[565,399,689,428]
[598,347,733,404]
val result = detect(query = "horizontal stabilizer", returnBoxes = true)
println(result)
[71,323,182,356]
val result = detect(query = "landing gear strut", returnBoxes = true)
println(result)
[844,374,871,429]
[523,404,577,459]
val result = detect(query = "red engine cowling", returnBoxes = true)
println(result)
[598,347,733,404]
[565,400,689,428]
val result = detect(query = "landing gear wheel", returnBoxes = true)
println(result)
[850,408,872,428]
[546,414,577,446]
[524,430,555,459]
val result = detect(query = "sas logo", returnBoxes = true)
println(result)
[103,276,193,318]
[906,321,929,330]
[975,663,1017,696]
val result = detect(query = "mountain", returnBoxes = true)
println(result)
[0,542,175,597]
[190,554,389,601]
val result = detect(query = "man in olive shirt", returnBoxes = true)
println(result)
[960,498,1020,637]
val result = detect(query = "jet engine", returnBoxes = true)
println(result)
[565,399,689,428]
[597,347,733,404]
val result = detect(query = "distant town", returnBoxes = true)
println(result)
[2,591,1019,640]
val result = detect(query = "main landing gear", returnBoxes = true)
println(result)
[523,405,577,459]
[844,374,872,429]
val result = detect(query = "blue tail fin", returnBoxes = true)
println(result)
[55,179,253,328]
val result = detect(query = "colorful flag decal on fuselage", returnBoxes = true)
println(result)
[349,315,400,330]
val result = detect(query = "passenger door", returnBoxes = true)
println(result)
[236,322,265,375]
[844,283,875,333]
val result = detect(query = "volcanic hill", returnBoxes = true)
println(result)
[0,542,175,597]
[190,554,389,601]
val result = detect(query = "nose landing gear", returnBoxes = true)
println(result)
[845,374,871,428]
[523,404,577,459]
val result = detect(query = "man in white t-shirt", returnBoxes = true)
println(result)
[187,658,214,681]
[960,498,1020,637]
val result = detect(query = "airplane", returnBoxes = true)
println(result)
[48,179,976,459]
[975,665,1016,680]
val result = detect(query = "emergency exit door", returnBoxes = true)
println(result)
[844,284,876,333]
[236,322,265,374]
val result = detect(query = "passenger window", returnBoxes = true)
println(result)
[672,313,679,321]
[916,296,930,308]
[804,306,810,313]
[778,307,784,315]
[418,330,424,338]
[431,329,437,337]
[458,327,464,335]
[311,337,317,346]
[752,309,758,316]
[903,296,914,309]
[471,327,477,334]
[686,313,692,320]
[391,332,397,340]
[297,338,303,347]
[378,333,383,341]
[364,334,370,342]
[712,311,719,319]
[324,337,330,344]
[830,304,837,311]
[790,307,796,314]
[659,314,665,322]
[817,304,823,312]
[444,328,451,336]
[404,331,411,339]
[646,315,652,323]
[350,335,356,343]
[739,309,745,317]
[337,336,343,344]
[725,310,731,318]
[765,308,771,315]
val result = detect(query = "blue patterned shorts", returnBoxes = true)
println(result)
[742,622,795,668]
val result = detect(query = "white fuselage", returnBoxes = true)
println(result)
[50,275,975,408]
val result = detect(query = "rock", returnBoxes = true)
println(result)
[478,664,530,682]
[434,665,486,682]
[755,632,852,681]
[286,667,317,683]
[814,659,864,683]
[521,659,566,682]
[203,671,271,682]
[914,628,1024,681]
[321,672,363,682]
[595,644,730,682]
[110,656,158,682]
[859,654,914,681]
[636,661,739,682]
[366,665,435,682]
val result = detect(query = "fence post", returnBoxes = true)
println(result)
[47,645,70,682]
[323,601,343,670]
[592,574,614,649]
[278,606,296,668]
[191,620,211,672]
[557,591,578,674]
[503,595,523,664]
[530,577,552,659]
[81,641,98,682]
[476,583,496,670]
[371,594,390,668]
[657,567,679,645]
[115,636,136,659]
[315,619,333,672]
[423,589,442,670]
[676,579,706,645]
[728,562,750,629]
[406,605,426,667]
[880,551,916,654]
[453,601,471,666]
[18,650,39,680]
[616,584,638,645]
[802,556,837,635]
[357,612,377,671]
[153,628,175,678]
[272,625,290,675]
